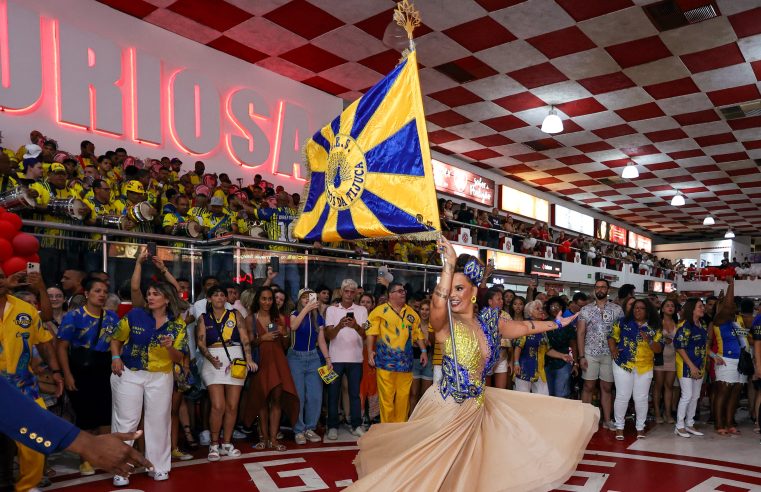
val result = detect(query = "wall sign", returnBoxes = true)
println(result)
[526,258,562,278]
[0,0,342,185]
[553,204,594,236]
[628,231,652,253]
[485,250,526,274]
[432,159,495,206]
[500,185,549,222]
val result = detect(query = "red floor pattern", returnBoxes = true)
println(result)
[47,428,761,491]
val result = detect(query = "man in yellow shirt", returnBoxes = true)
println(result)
[0,268,64,491]
[367,282,428,423]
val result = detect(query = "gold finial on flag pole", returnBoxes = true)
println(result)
[393,0,421,52]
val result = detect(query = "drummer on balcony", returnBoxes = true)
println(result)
[0,152,19,193]
[116,180,155,236]
[31,162,81,286]
[83,179,133,274]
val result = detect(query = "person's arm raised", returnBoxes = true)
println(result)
[430,236,456,334]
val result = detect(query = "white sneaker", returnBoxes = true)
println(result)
[220,443,241,457]
[674,427,691,438]
[208,444,220,462]
[327,428,338,440]
[153,471,169,481]
[304,429,322,443]
[351,426,366,437]
[113,475,130,487]
[685,427,704,436]
[232,429,247,440]
[199,429,211,446]
[295,433,307,445]
[606,420,617,431]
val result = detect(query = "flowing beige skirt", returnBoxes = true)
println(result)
[349,385,599,492]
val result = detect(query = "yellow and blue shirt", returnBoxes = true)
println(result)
[0,295,50,399]
[515,332,548,382]
[113,308,187,373]
[252,206,298,252]
[713,317,746,360]
[674,319,708,378]
[57,306,119,352]
[367,303,423,373]
[752,313,761,343]
[609,318,662,374]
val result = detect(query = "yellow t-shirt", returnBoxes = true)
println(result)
[367,303,423,372]
[0,295,51,399]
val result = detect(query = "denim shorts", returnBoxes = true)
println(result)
[412,358,433,380]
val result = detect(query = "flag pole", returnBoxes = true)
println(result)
[439,235,462,390]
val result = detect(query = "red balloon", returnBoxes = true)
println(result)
[25,253,40,263]
[2,256,27,276]
[11,233,39,257]
[0,239,12,262]
[0,220,17,239]
[2,212,22,232]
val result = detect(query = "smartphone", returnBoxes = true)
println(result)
[308,292,317,303]
[147,241,157,257]
[270,255,280,273]
[26,262,40,274]
[346,312,354,319]
[267,322,279,333]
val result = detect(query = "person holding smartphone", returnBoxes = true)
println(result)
[288,289,330,445]
[242,286,299,452]
[324,279,369,439]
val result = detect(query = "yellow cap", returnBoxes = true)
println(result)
[49,163,66,173]
[124,180,145,194]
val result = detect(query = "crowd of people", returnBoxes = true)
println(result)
[3,236,761,490]
[439,199,675,277]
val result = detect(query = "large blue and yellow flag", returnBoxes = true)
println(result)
[293,50,440,243]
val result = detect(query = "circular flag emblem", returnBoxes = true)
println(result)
[326,134,367,211]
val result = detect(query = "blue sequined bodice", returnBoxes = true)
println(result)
[439,307,501,405]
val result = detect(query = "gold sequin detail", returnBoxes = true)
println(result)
[19,428,27,435]
[36,437,43,444]
[44,441,51,448]
[29,433,37,440]
[444,320,486,406]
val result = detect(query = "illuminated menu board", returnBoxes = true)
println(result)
[628,232,652,253]
[432,159,495,206]
[500,185,549,222]
[553,205,594,236]
[595,220,628,245]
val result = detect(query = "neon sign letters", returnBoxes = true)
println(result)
[0,1,318,181]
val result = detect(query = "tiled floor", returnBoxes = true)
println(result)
[46,419,761,491]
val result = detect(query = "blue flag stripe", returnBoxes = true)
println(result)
[364,119,424,177]
[301,171,325,213]
[303,202,331,242]
[311,132,331,154]
[330,115,341,143]
[360,189,434,235]
[336,209,364,240]
[350,58,408,141]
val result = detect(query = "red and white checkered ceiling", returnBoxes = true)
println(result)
[97,0,761,239]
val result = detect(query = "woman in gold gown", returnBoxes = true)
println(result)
[348,237,599,491]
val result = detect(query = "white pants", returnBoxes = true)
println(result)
[612,363,653,431]
[111,370,173,473]
[677,377,703,429]
[514,378,549,395]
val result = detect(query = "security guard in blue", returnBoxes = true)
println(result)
[0,376,152,487]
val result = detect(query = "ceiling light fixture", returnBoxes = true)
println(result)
[621,162,639,179]
[541,106,563,134]
[670,193,685,207]
[725,229,735,239]
[702,216,715,226]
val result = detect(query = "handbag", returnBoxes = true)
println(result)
[733,327,755,377]
[216,312,247,380]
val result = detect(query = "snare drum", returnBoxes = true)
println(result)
[0,186,35,211]
[127,201,156,222]
[47,198,88,220]
[174,220,201,238]
[97,215,125,229]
